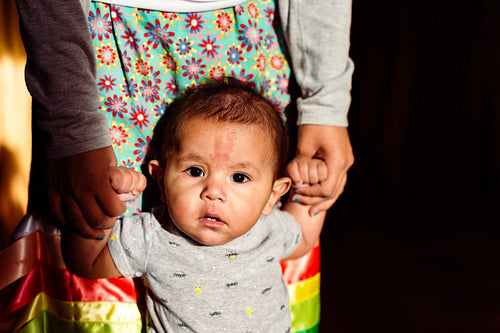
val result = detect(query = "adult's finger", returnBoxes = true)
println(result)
[309,173,348,215]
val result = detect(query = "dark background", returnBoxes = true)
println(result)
[320,1,500,332]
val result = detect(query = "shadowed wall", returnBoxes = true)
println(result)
[0,0,31,246]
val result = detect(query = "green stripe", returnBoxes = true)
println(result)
[294,322,320,333]
[18,301,320,333]
[290,292,320,332]
[18,311,142,333]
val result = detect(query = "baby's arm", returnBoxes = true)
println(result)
[61,166,146,278]
[284,158,333,260]
[61,227,120,278]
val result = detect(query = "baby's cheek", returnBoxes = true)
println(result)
[168,194,194,220]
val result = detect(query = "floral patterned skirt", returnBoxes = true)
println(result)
[89,0,292,215]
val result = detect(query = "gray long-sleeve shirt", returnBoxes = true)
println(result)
[16,0,353,159]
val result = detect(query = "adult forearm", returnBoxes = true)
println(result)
[277,0,354,127]
[16,0,111,158]
[61,227,119,278]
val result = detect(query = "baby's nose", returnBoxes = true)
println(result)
[201,178,226,202]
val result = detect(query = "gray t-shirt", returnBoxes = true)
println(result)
[108,205,302,332]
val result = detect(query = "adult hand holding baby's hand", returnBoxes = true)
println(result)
[287,157,328,204]
[108,165,147,202]
[47,146,126,239]
[289,125,354,215]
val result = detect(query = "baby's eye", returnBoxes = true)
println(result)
[185,167,204,177]
[231,173,250,183]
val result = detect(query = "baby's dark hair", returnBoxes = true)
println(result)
[146,78,289,179]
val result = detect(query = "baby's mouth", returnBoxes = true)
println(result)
[200,215,225,228]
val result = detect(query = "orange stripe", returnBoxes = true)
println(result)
[0,263,138,316]
[0,231,65,290]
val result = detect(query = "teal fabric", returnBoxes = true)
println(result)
[90,0,292,215]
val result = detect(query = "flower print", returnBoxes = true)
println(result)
[250,52,267,77]
[264,33,279,52]
[226,44,246,67]
[257,76,274,95]
[230,69,255,85]
[182,13,207,38]
[238,20,263,52]
[128,102,153,133]
[109,119,133,154]
[208,62,228,81]
[151,70,162,86]
[142,44,154,59]
[246,1,261,22]
[182,81,199,91]
[110,6,124,24]
[122,77,139,100]
[211,11,235,40]
[268,94,287,116]
[88,8,111,41]
[126,198,141,215]
[104,95,128,118]
[276,74,289,95]
[120,157,135,170]
[175,37,196,58]
[140,78,160,103]
[134,136,151,162]
[95,42,119,69]
[129,10,145,25]
[154,99,169,118]
[158,53,177,73]
[108,7,126,34]
[263,7,275,25]
[97,73,117,95]
[181,58,206,81]
[164,79,179,96]
[121,25,141,51]
[160,12,180,26]
[234,5,245,16]
[118,50,133,73]
[197,33,224,62]
[134,58,153,78]
[269,51,286,72]
[144,19,175,50]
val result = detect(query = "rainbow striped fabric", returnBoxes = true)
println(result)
[0,213,320,332]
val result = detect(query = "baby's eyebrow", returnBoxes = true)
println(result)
[231,162,261,176]
[176,153,204,163]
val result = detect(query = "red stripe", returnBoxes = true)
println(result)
[0,263,138,316]
[280,242,320,285]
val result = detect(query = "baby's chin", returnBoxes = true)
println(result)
[192,235,237,247]
[178,227,239,246]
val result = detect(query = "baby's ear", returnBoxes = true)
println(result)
[262,177,292,215]
[148,160,167,203]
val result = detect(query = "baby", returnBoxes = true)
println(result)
[62,78,333,332]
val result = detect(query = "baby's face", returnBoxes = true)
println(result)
[161,117,279,246]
